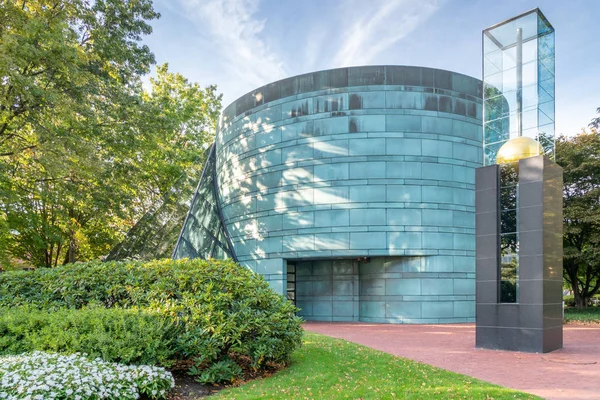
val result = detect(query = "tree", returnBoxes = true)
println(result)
[0,0,158,157]
[555,131,600,308]
[0,0,158,266]
[133,64,221,213]
[0,1,221,267]
[103,65,221,261]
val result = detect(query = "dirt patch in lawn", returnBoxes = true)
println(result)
[166,359,284,399]
[167,371,224,400]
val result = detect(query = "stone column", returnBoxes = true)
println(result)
[476,155,563,353]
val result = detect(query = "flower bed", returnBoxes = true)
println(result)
[0,351,174,400]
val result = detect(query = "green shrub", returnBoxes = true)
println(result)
[0,259,303,383]
[564,307,600,323]
[190,359,244,384]
[0,306,176,366]
[563,294,575,307]
[563,294,600,308]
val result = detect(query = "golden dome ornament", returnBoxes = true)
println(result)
[495,136,543,164]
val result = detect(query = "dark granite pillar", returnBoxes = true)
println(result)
[476,155,563,353]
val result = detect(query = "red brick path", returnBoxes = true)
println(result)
[303,322,600,400]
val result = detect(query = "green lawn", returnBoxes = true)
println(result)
[214,333,539,400]
[564,307,600,324]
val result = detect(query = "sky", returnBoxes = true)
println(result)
[144,0,600,136]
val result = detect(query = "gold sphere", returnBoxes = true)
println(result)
[495,136,543,164]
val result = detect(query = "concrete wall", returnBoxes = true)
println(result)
[215,66,482,322]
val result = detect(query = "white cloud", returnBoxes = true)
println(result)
[331,0,442,67]
[166,0,287,89]
[154,0,443,106]
[302,28,327,72]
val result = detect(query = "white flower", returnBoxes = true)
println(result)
[0,352,173,400]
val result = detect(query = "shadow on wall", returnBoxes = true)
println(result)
[215,66,482,262]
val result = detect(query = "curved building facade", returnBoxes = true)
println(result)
[176,65,483,323]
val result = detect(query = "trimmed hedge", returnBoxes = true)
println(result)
[0,259,303,383]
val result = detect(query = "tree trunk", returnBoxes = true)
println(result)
[64,208,77,264]
[566,267,580,308]
[65,237,76,264]
[575,293,588,309]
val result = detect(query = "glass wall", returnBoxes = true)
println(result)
[106,154,205,262]
[216,66,482,323]
[499,163,519,302]
[172,144,236,260]
[483,9,555,165]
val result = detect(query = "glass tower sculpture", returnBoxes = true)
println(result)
[476,9,563,353]
[483,8,555,165]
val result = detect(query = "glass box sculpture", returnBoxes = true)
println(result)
[483,8,555,165]
[476,9,563,353]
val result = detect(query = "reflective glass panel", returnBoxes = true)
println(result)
[287,263,296,305]
[173,144,236,260]
[106,152,207,262]
[483,9,555,165]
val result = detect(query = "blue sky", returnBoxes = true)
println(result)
[144,0,600,136]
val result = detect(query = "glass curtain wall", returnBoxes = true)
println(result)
[172,144,236,260]
[483,9,555,164]
[106,154,205,261]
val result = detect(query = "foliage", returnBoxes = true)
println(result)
[563,294,575,307]
[564,293,600,308]
[0,306,176,366]
[0,213,10,267]
[500,262,517,303]
[0,0,156,266]
[0,351,174,400]
[590,107,600,130]
[214,333,539,400]
[105,146,212,262]
[563,307,600,324]
[499,163,518,253]
[0,1,221,268]
[0,258,303,384]
[189,359,244,385]
[0,0,158,155]
[556,131,600,308]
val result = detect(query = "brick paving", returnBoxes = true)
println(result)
[303,322,600,400]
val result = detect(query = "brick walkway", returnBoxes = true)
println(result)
[303,322,600,400]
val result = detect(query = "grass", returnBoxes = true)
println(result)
[564,307,600,324]
[214,333,539,400]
